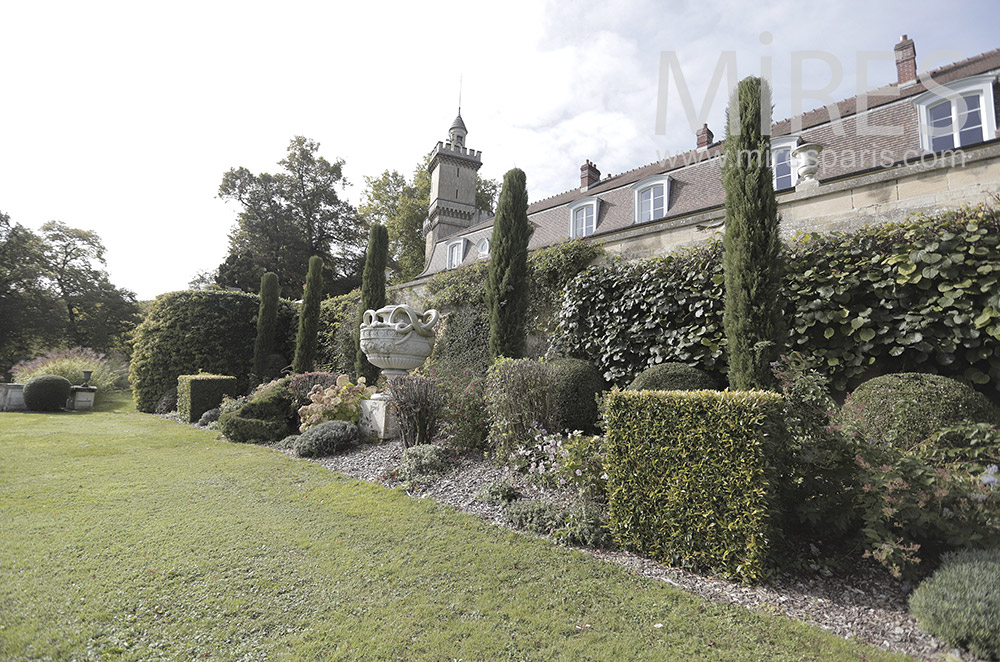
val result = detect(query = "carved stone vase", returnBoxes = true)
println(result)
[359,304,440,378]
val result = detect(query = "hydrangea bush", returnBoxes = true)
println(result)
[297,374,376,431]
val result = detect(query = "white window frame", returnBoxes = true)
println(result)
[446,238,466,269]
[913,73,998,153]
[476,237,490,258]
[771,135,800,190]
[631,175,670,225]
[568,196,600,238]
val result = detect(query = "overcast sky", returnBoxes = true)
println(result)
[2,0,997,299]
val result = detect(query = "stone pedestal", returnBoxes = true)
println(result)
[67,386,97,411]
[0,384,25,411]
[359,398,398,441]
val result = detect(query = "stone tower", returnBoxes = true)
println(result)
[424,110,483,262]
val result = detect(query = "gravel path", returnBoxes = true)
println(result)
[281,438,980,662]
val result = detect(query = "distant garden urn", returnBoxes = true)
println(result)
[792,142,824,184]
[359,305,440,378]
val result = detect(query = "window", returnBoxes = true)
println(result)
[631,176,670,224]
[446,239,465,269]
[476,238,490,258]
[913,74,998,153]
[771,135,800,190]
[568,197,600,238]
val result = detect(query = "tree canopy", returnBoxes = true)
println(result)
[216,137,365,298]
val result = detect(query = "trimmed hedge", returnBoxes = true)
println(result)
[177,374,238,423]
[22,375,71,411]
[835,372,1000,450]
[552,204,1000,394]
[130,290,296,412]
[604,389,786,583]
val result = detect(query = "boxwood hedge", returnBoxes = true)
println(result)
[604,389,786,583]
[552,204,1000,395]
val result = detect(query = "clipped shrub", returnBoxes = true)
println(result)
[22,375,71,411]
[436,372,489,451]
[277,434,299,450]
[293,420,358,457]
[197,408,221,427]
[154,386,178,415]
[217,378,296,444]
[627,362,721,392]
[909,548,1000,661]
[129,290,296,412]
[503,500,566,536]
[12,347,128,398]
[176,374,238,423]
[485,358,554,460]
[551,204,1000,394]
[604,389,786,583]
[389,376,446,448]
[252,272,281,381]
[398,444,452,481]
[836,372,1000,451]
[548,358,604,433]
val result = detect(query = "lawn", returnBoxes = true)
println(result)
[0,393,910,661]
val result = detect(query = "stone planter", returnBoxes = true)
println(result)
[359,305,440,378]
[0,384,25,411]
[67,386,98,411]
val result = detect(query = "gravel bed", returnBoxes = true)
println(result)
[283,438,981,662]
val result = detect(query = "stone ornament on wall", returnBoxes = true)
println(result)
[359,304,440,378]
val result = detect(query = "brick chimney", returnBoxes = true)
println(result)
[894,35,917,87]
[580,160,600,191]
[696,123,714,150]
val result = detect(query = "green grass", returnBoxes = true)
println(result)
[0,393,909,661]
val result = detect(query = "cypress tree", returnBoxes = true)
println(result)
[721,76,784,390]
[355,223,388,383]
[252,271,280,382]
[293,256,324,373]
[486,168,530,360]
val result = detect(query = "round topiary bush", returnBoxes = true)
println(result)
[293,420,358,457]
[909,548,1000,661]
[549,358,604,433]
[22,375,72,411]
[626,362,721,392]
[835,372,1000,450]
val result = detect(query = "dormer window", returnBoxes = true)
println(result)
[771,135,800,191]
[631,176,670,224]
[446,239,465,269]
[914,74,998,153]
[568,197,600,238]
[476,238,490,258]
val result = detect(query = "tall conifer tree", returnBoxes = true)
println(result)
[355,224,388,383]
[722,76,784,389]
[293,256,324,373]
[486,168,530,359]
[252,271,280,381]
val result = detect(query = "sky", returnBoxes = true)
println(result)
[2,0,998,300]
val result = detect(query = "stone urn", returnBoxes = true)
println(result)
[359,304,440,378]
[792,142,824,183]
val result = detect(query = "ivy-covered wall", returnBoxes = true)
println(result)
[552,204,1000,396]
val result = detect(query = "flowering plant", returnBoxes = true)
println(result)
[512,429,608,498]
[297,374,376,431]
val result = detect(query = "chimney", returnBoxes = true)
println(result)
[894,35,917,87]
[696,123,714,150]
[580,160,600,191]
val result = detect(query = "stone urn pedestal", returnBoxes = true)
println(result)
[358,305,440,440]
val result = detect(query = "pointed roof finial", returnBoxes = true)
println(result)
[458,74,462,115]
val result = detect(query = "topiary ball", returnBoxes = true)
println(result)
[909,548,1000,661]
[835,373,1000,451]
[549,358,604,433]
[294,420,358,458]
[627,362,721,392]
[22,375,72,412]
